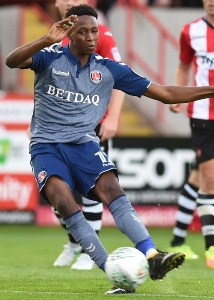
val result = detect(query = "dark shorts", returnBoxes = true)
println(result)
[38,124,109,205]
[190,118,214,164]
[30,141,117,200]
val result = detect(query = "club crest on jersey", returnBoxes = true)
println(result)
[90,70,102,83]
[38,171,47,183]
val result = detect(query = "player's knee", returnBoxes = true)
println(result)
[51,193,68,211]
[96,184,124,205]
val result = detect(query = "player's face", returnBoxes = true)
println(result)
[70,15,98,55]
[55,0,89,18]
[203,0,214,17]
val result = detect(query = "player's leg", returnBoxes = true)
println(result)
[31,137,185,293]
[71,125,106,270]
[31,144,108,270]
[81,124,107,235]
[70,196,103,270]
[44,176,109,269]
[191,118,214,268]
[46,177,132,294]
[197,159,214,268]
[92,171,185,281]
[52,205,82,267]
[31,145,109,271]
[54,125,106,268]
[168,166,199,259]
[71,142,185,281]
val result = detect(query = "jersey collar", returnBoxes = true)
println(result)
[203,17,214,29]
[63,44,96,65]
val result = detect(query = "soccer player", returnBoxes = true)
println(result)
[169,0,214,267]
[52,0,125,270]
[7,4,214,293]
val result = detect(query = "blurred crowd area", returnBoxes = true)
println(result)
[41,0,204,24]
[147,0,203,7]
[34,0,204,19]
[97,0,203,13]
[94,0,203,17]
[0,0,203,21]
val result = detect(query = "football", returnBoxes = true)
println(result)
[105,247,149,290]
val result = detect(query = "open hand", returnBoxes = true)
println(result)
[47,15,78,44]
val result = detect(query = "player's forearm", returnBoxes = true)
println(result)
[107,90,125,121]
[6,35,53,68]
[145,83,214,104]
[6,16,77,69]
[162,85,214,104]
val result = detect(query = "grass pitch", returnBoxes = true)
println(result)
[0,225,214,300]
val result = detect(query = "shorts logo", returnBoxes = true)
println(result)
[90,70,102,83]
[38,171,47,183]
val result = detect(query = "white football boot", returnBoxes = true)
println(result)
[53,242,81,267]
[71,253,95,270]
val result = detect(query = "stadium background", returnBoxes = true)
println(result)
[0,0,203,230]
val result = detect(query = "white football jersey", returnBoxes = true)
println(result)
[180,18,214,120]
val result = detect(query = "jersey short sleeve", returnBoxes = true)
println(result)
[179,24,195,64]
[104,60,151,97]
[31,51,48,73]
[31,43,63,73]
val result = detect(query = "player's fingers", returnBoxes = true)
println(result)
[63,20,75,28]
[169,103,181,113]
[169,107,178,113]
[63,24,70,29]
[57,15,78,29]
[68,20,75,26]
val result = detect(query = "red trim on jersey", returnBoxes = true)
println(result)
[179,24,195,64]
[207,25,214,119]
[188,101,194,117]
[207,22,214,52]
[180,23,195,118]
[209,70,214,119]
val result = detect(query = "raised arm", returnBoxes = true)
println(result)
[6,15,77,69]
[145,82,214,104]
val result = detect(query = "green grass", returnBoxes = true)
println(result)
[0,225,213,300]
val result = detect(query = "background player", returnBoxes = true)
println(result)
[169,0,214,268]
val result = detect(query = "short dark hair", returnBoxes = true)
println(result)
[65,4,98,19]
